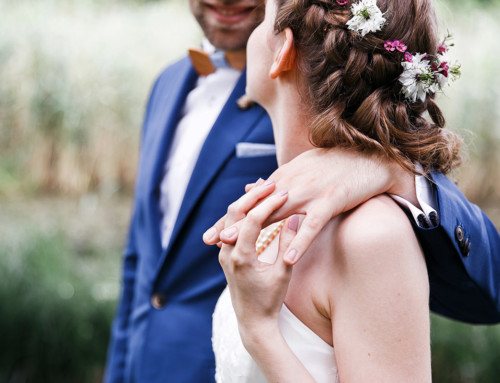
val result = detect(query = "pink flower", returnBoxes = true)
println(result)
[384,40,396,51]
[404,52,413,62]
[336,0,349,5]
[386,40,408,53]
[396,41,407,52]
[440,62,450,77]
[438,44,448,54]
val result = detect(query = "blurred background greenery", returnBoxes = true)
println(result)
[0,0,499,382]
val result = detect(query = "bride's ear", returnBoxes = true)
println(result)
[269,28,296,79]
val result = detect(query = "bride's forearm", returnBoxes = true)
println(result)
[239,323,316,383]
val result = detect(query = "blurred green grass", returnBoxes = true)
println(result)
[0,0,499,382]
[0,196,130,382]
[0,230,113,382]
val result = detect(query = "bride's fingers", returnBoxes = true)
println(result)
[283,207,330,265]
[203,215,226,244]
[224,179,276,228]
[204,179,265,245]
[219,221,241,244]
[244,182,256,193]
[244,177,265,193]
[276,216,299,276]
[219,188,287,270]
[235,190,289,260]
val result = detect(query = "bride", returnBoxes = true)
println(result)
[212,0,461,381]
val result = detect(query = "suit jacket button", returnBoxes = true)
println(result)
[462,239,471,258]
[455,225,465,246]
[151,293,167,309]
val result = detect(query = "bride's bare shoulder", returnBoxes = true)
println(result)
[315,194,430,328]
[289,195,428,330]
[337,194,418,251]
[329,194,426,280]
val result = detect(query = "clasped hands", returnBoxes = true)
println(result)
[216,180,300,328]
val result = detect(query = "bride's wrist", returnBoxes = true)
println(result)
[238,320,281,352]
[386,162,419,207]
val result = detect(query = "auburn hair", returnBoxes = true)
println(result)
[274,0,461,174]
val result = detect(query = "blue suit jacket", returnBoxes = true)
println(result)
[104,57,500,383]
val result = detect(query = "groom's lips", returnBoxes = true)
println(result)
[204,1,257,25]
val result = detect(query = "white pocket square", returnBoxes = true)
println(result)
[236,142,276,158]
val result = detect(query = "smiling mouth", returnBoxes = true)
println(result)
[205,3,257,25]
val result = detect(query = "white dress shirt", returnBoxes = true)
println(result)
[159,43,241,249]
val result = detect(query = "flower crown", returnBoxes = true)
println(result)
[335,0,461,103]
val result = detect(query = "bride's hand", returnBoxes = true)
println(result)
[218,186,299,333]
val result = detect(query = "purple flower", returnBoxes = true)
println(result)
[404,52,413,62]
[384,40,396,51]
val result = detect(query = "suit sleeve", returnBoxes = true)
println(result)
[103,210,139,383]
[415,171,500,324]
[103,73,164,382]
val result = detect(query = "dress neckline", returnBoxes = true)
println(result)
[281,303,334,350]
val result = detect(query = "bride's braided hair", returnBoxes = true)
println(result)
[274,0,461,174]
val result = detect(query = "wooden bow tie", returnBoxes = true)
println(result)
[188,48,246,76]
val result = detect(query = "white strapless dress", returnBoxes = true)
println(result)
[212,287,339,382]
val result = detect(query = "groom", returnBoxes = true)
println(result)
[104,0,500,382]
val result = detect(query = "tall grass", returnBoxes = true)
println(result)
[435,0,500,209]
[1,0,499,208]
[0,0,200,195]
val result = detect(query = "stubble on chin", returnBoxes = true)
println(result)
[193,3,264,51]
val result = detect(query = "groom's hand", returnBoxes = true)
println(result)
[203,147,417,264]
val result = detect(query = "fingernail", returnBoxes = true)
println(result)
[256,178,264,186]
[278,190,288,197]
[285,249,298,263]
[203,227,216,242]
[264,179,274,187]
[222,226,237,238]
[288,215,299,231]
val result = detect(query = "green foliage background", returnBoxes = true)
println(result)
[0,0,499,382]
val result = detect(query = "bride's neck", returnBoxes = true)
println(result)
[266,88,314,166]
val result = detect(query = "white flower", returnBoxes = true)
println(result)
[436,52,449,65]
[346,0,386,37]
[399,53,436,103]
[434,72,448,89]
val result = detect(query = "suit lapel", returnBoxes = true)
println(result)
[136,58,198,258]
[157,71,267,270]
[141,58,198,199]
